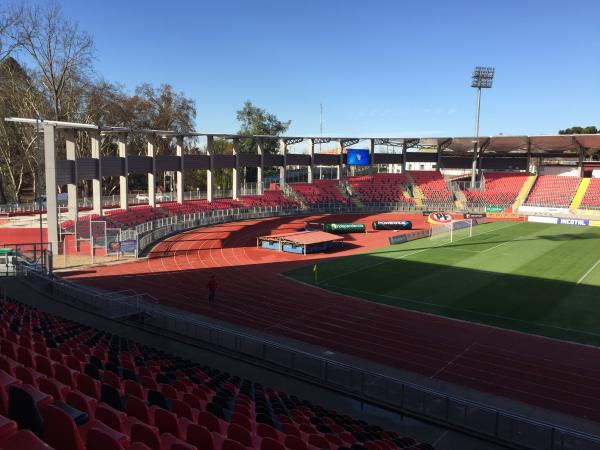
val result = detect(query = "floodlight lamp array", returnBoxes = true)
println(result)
[471,66,495,89]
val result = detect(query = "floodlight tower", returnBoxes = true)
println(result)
[470,66,495,188]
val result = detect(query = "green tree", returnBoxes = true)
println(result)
[558,126,598,135]
[236,101,290,183]
[558,125,600,160]
[237,100,290,155]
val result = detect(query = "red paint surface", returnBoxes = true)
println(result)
[61,213,600,422]
[0,228,47,245]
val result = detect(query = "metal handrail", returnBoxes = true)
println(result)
[150,307,600,444]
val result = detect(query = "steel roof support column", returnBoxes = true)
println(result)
[176,136,185,204]
[44,124,59,251]
[279,138,287,188]
[232,138,240,200]
[402,143,408,173]
[307,139,314,183]
[368,139,375,175]
[65,129,78,223]
[91,130,103,216]
[147,137,156,207]
[256,138,264,195]
[206,135,214,202]
[118,134,129,210]
[337,141,344,180]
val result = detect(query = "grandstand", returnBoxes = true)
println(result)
[159,199,245,216]
[463,172,528,209]
[238,191,298,209]
[0,298,439,450]
[347,174,414,206]
[288,180,350,207]
[407,171,454,210]
[580,178,600,210]
[523,175,582,208]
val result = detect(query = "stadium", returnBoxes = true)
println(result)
[1,3,600,450]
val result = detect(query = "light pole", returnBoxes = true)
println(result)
[470,66,495,188]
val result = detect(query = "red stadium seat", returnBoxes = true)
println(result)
[42,404,86,450]
[0,430,54,450]
[85,428,124,450]
[130,423,162,450]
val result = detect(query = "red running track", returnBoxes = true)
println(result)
[62,213,600,423]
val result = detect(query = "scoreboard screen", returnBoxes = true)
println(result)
[345,149,370,166]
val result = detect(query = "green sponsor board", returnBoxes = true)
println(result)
[485,207,504,212]
[323,223,366,234]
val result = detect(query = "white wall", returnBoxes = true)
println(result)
[539,166,580,177]
[405,162,437,171]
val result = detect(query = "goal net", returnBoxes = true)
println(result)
[429,219,473,243]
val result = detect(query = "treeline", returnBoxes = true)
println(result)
[558,126,598,135]
[0,4,289,203]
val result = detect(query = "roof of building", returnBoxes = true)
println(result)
[258,230,343,245]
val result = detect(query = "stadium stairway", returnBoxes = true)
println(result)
[283,187,306,209]
[512,174,536,211]
[570,178,591,210]
[349,196,363,209]
[452,189,467,210]
[405,174,424,209]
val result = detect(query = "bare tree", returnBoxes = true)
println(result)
[13,3,93,120]
[0,57,49,202]
[0,5,21,62]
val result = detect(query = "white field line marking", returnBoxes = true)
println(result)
[330,285,600,339]
[442,247,480,254]
[318,221,519,284]
[479,240,512,254]
[578,258,600,285]
[284,274,600,350]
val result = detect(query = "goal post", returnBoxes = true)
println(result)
[429,219,473,243]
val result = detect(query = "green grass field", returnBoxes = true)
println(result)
[285,221,600,346]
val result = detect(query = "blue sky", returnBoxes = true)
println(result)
[46,0,600,136]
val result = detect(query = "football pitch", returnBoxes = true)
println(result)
[285,221,600,346]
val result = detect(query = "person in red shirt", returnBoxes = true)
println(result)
[207,275,218,303]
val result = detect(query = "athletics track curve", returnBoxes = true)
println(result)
[62,213,600,423]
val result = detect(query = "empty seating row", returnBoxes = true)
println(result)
[580,178,600,210]
[104,206,170,227]
[463,172,528,209]
[407,172,453,209]
[524,175,581,208]
[0,300,437,450]
[289,181,350,206]
[238,191,297,209]
[347,175,414,205]
[65,192,298,234]
[159,199,245,216]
